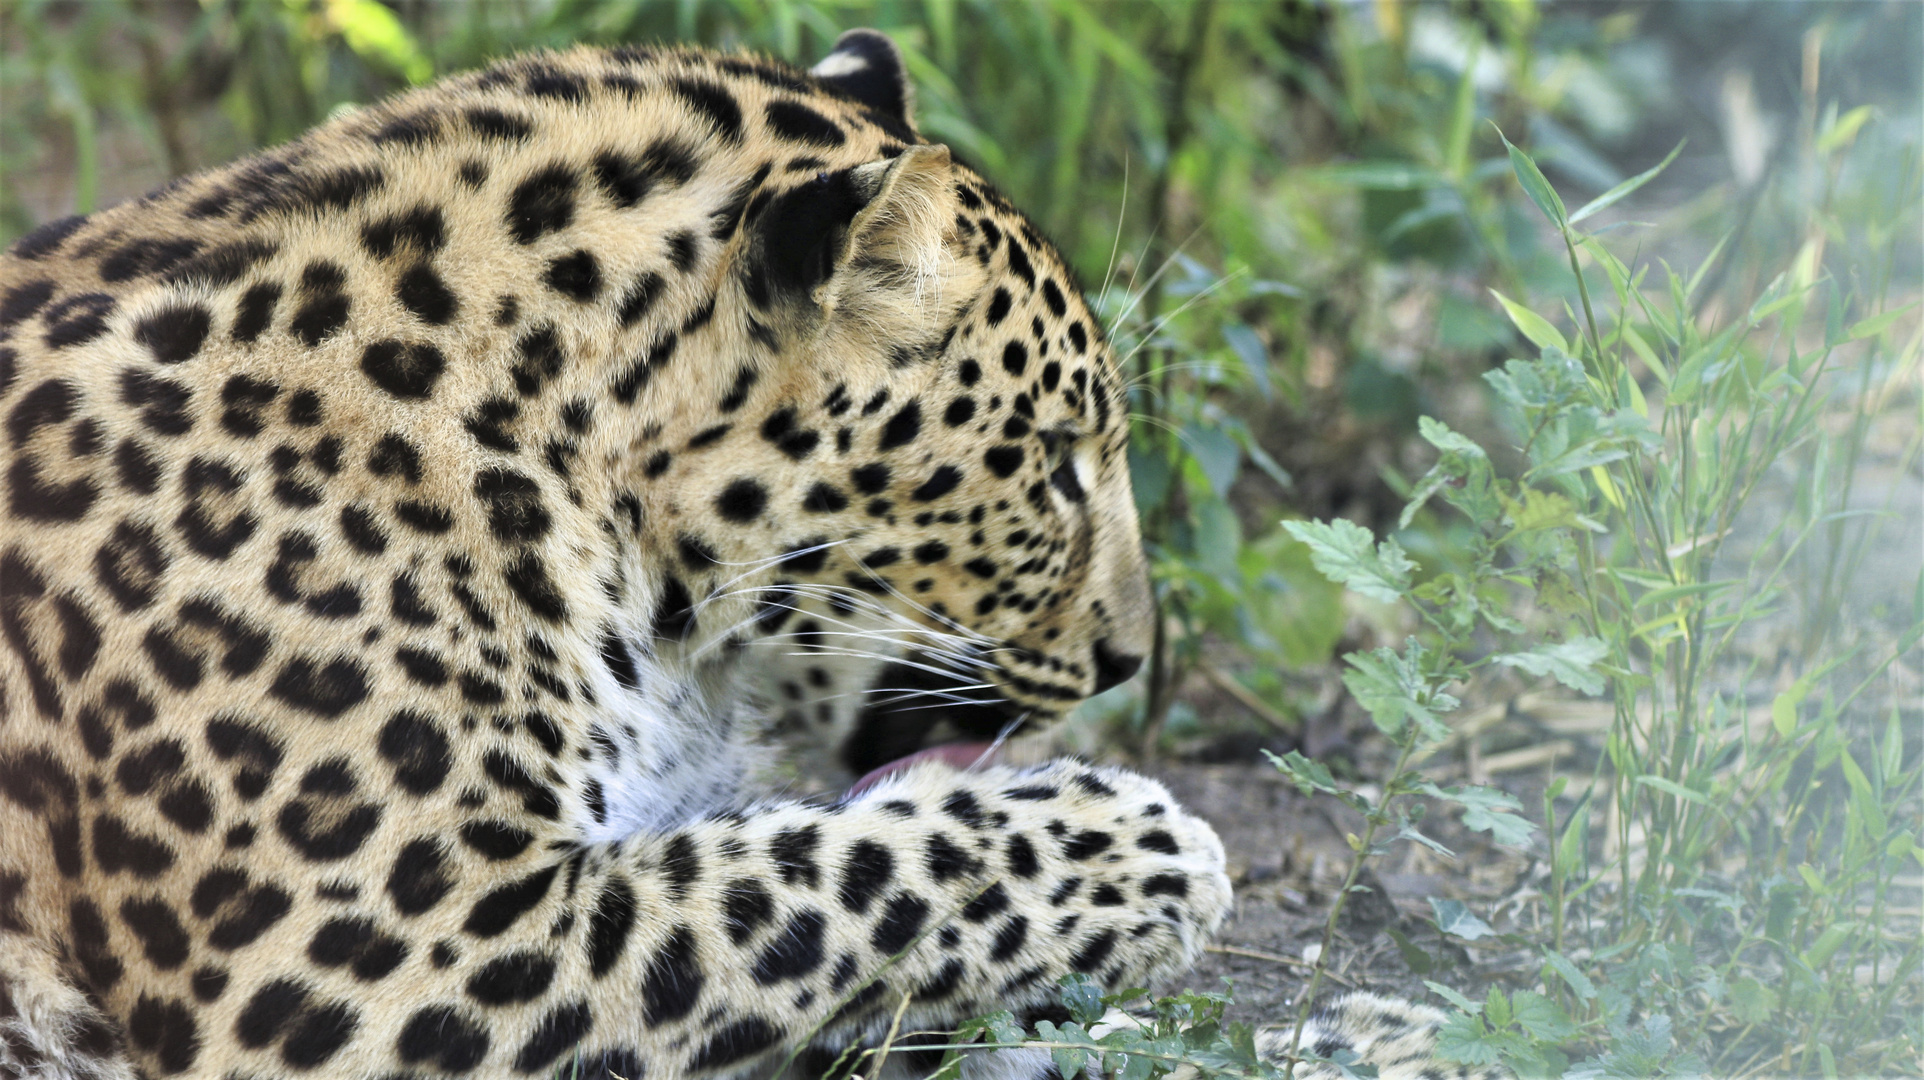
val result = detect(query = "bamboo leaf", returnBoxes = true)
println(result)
[1569,140,1684,224]
[1848,303,1917,341]
[1635,774,1709,805]
[1494,125,1566,227]
[1490,289,1568,353]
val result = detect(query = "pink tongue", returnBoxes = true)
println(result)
[848,742,997,795]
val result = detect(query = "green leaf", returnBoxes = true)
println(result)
[1388,926,1435,975]
[1542,949,1598,1000]
[1803,923,1854,969]
[1772,676,1812,737]
[1281,519,1415,604]
[1183,422,1241,496]
[1847,303,1917,341]
[1554,797,1589,880]
[1568,140,1684,224]
[327,0,434,83]
[1839,750,1887,838]
[1402,417,1495,529]
[1417,782,1536,847]
[1445,40,1481,180]
[1483,987,1512,1029]
[1418,415,1488,459]
[1511,991,1576,1041]
[1494,126,1567,227]
[1429,898,1495,941]
[1397,822,1456,858]
[1634,774,1709,805]
[1435,1013,1501,1066]
[1632,579,1741,609]
[1500,487,1583,534]
[1262,750,1364,809]
[1729,976,1778,1024]
[1343,643,1455,743]
[1490,289,1569,353]
[1815,105,1875,154]
[1883,708,1906,785]
[1058,973,1105,1026]
[1223,323,1274,400]
[1493,637,1608,695]
[1425,980,1482,1014]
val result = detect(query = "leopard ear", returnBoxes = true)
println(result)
[817,144,955,308]
[746,145,955,310]
[811,29,913,128]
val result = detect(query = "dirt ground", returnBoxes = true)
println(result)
[1130,750,1542,1028]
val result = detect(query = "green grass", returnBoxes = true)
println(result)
[5,1,1919,1076]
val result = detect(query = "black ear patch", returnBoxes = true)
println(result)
[743,170,868,307]
[811,29,912,131]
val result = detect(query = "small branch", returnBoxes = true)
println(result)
[1200,664,1298,734]
[1204,944,1357,988]
[864,991,914,1080]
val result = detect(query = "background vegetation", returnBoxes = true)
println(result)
[4,1,1919,1076]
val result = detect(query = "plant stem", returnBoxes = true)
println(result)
[1281,735,1421,1079]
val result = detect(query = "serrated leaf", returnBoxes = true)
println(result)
[1281,518,1414,603]
[1501,487,1583,534]
[1397,822,1456,857]
[1485,349,1587,410]
[1511,991,1576,1041]
[1430,898,1496,941]
[1342,643,1455,743]
[1493,637,1608,695]
[1402,418,1494,528]
[1484,987,1513,1029]
[1418,415,1488,458]
[1034,1021,1089,1078]
[1262,750,1359,806]
[1435,1012,1501,1066]
[1418,781,1536,847]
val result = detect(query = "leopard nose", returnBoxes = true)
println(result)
[1090,637,1143,694]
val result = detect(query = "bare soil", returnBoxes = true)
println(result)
[1131,755,1538,1028]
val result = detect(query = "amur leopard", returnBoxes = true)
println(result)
[0,28,1493,1080]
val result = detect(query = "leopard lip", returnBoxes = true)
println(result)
[847,741,997,795]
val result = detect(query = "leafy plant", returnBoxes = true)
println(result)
[1266,129,1921,1077]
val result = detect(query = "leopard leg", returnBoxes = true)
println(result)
[1256,992,1512,1080]
[544,757,1229,1080]
[152,756,1222,1078]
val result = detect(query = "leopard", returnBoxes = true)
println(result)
[0,28,1496,1080]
